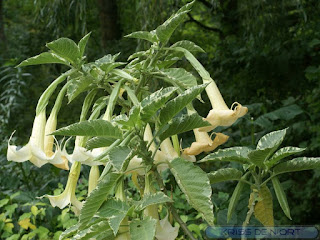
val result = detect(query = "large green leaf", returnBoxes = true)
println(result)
[108,146,132,172]
[208,168,242,184]
[227,174,247,222]
[169,157,214,225]
[112,69,135,82]
[200,147,251,164]
[159,83,207,125]
[67,76,93,102]
[125,31,157,43]
[59,224,79,240]
[79,173,121,228]
[86,137,115,150]
[130,217,157,240]
[158,113,210,141]
[273,157,320,175]
[171,40,205,53]
[248,149,271,168]
[96,199,130,236]
[114,106,141,129]
[52,119,122,138]
[253,185,274,226]
[271,176,291,220]
[71,219,114,240]
[140,87,177,122]
[135,192,173,211]
[160,68,198,89]
[266,147,306,167]
[78,32,91,57]
[257,128,288,150]
[17,52,69,67]
[46,38,80,65]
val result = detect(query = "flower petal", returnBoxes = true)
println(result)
[155,214,179,240]
[7,143,31,163]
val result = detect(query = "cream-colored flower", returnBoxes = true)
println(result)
[155,214,179,240]
[126,156,145,175]
[154,138,178,173]
[183,128,229,155]
[44,162,83,215]
[88,165,100,194]
[200,78,248,132]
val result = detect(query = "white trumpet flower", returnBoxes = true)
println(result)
[154,138,178,173]
[184,128,229,156]
[155,214,179,240]
[44,162,83,215]
[200,78,248,132]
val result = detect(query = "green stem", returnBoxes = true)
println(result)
[171,135,180,156]
[241,191,258,240]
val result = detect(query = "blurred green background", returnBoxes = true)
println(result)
[0,0,319,239]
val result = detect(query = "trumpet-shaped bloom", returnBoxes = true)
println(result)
[88,165,100,194]
[200,78,248,132]
[154,138,178,173]
[44,162,83,215]
[183,128,229,155]
[7,110,64,168]
[126,156,145,175]
[155,214,179,240]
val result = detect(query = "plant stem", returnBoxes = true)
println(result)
[241,191,258,240]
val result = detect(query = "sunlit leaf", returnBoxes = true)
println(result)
[208,168,242,184]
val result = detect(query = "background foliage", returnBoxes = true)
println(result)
[0,0,319,239]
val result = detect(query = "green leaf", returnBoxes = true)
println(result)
[114,106,141,129]
[159,83,207,125]
[208,168,242,184]
[266,147,306,167]
[112,69,135,81]
[140,87,177,122]
[156,10,190,44]
[67,76,93,103]
[17,52,69,67]
[78,32,91,57]
[79,173,121,228]
[248,149,271,168]
[160,68,198,88]
[100,62,126,74]
[158,113,210,141]
[52,120,122,138]
[135,192,173,211]
[257,128,288,150]
[171,40,205,53]
[227,175,246,222]
[58,223,79,240]
[169,157,214,225]
[0,199,9,208]
[125,31,157,43]
[72,219,114,240]
[129,217,157,240]
[271,176,291,220]
[86,137,115,150]
[96,199,130,235]
[108,146,132,172]
[254,185,274,226]
[200,147,251,164]
[273,157,320,175]
[46,38,81,65]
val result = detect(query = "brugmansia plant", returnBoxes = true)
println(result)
[6,1,320,239]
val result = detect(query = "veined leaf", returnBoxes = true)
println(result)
[176,0,195,14]
[208,168,242,184]
[135,192,173,211]
[271,176,291,220]
[52,119,122,138]
[254,185,274,226]
[112,69,135,81]
[79,173,121,228]
[96,199,130,236]
[59,224,79,240]
[257,128,288,150]
[160,68,198,89]
[158,113,210,141]
[140,87,177,122]
[159,83,207,125]
[107,146,132,172]
[227,173,248,222]
[125,31,158,43]
[46,38,81,65]
[71,219,114,240]
[273,157,320,175]
[114,106,141,129]
[100,62,126,74]
[128,51,147,61]
[266,147,306,167]
[17,52,69,67]
[200,147,251,164]
[171,40,205,53]
[67,76,93,102]
[248,149,271,168]
[86,137,115,150]
[130,217,157,240]
[78,33,91,57]
[156,10,190,44]
[169,157,214,225]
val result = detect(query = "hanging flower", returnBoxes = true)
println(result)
[154,138,178,173]
[183,128,229,156]
[88,165,100,194]
[200,78,248,132]
[155,214,179,240]
[43,162,83,215]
